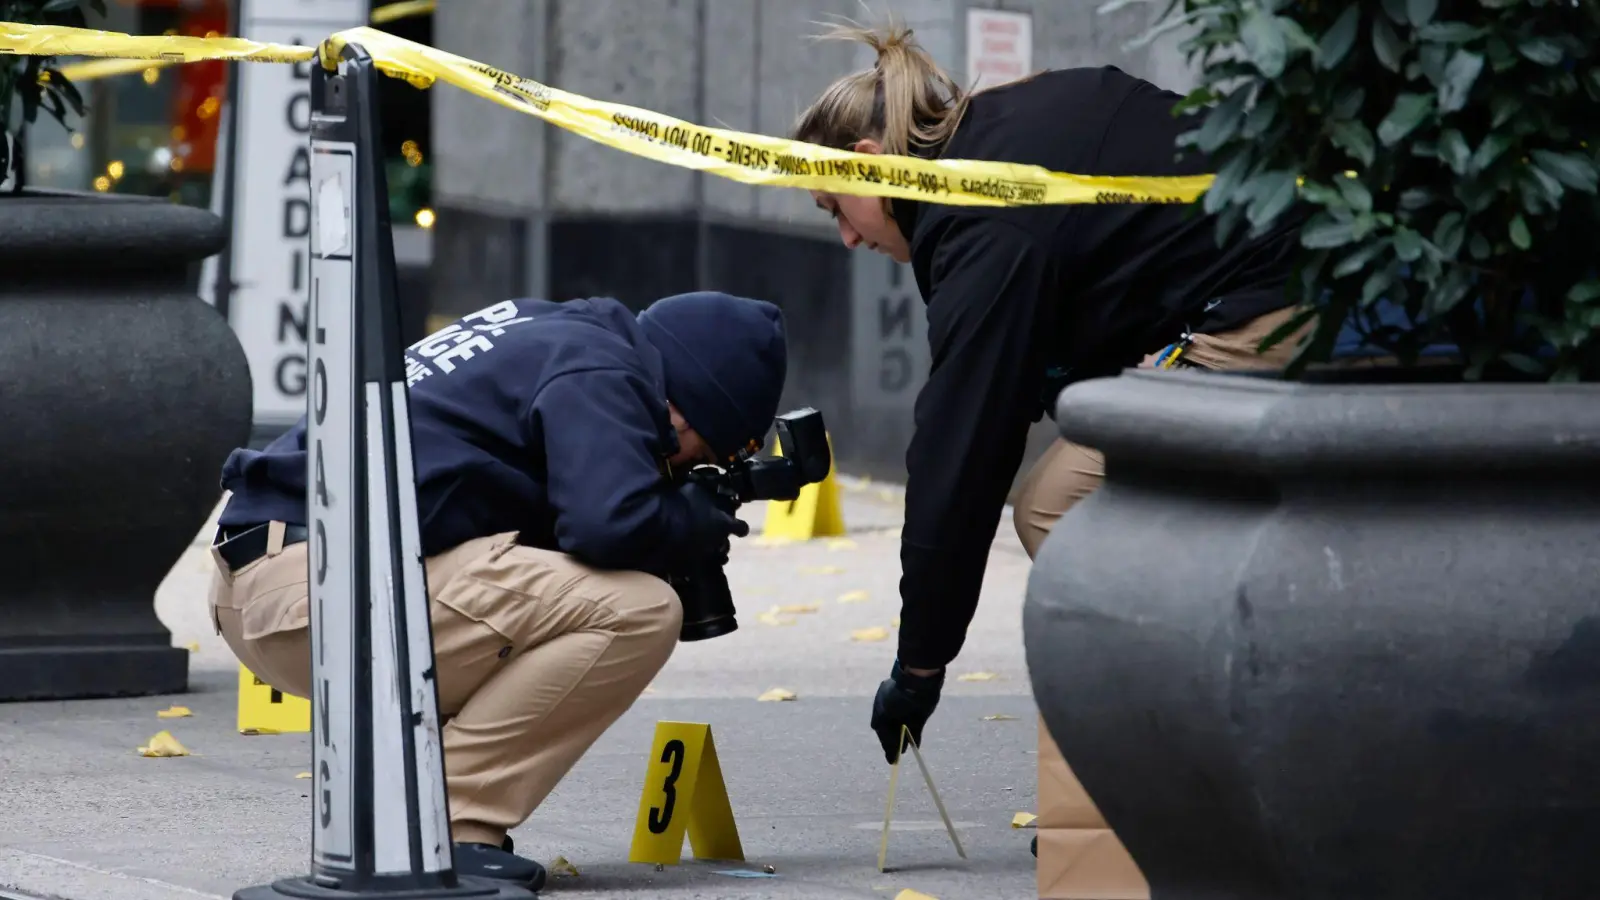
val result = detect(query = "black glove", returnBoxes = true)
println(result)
[870,659,944,764]
[676,481,748,557]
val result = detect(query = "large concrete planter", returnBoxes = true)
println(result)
[0,189,252,701]
[1023,368,1600,899]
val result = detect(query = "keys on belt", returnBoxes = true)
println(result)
[213,522,310,572]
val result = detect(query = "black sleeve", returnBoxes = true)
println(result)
[897,216,1052,670]
[533,368,694,576]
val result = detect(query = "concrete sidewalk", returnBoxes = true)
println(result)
[0,477,1042,900]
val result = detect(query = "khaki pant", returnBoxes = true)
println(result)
[1014,305,1312,557]
[209,524,682,848]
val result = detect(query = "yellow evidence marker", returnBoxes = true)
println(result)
[237,664,310,734]
[761,431,845,541]
[628,721,744,866]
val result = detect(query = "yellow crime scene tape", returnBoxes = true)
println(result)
[49,0,436,84]
[2,19,1216,207]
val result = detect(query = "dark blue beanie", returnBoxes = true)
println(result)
[637,292,788,461]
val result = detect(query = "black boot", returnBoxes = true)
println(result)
[454,839,546,892]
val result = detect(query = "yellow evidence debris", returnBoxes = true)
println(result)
[550,855,580,877]
[757,688,797,702]
[296,772,313,779]
[138,730,189,758]
[837,590,870,604]
[156,705,192,718]
[777,603,820,614]
[826,538,857,551]
[982,714,1019,721]
[756,607,797,627]
[852,627,890,642]
[956,672,1000,682]
[1012,812,1038,828]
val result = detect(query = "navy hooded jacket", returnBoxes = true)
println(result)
[216,295,778,576]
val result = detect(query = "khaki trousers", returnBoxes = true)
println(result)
[1013,305,1312,558]
[209,525,682,848]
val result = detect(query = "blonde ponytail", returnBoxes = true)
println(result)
[791,16,970,158]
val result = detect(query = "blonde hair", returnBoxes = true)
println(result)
[790,16,971,158]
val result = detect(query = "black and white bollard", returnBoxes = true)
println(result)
[235,42,533,900]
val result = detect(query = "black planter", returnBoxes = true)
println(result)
[1023,368,1600,900]
[0,189,251,701]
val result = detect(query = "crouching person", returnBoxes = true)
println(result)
[207,291,788,891]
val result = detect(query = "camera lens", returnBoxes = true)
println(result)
[679,613,738,642]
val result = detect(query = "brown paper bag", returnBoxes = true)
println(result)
[1036,716,1150,899]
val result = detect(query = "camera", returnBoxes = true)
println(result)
[671,407,832,642]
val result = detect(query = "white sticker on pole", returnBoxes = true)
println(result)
[966,9,1032,92]
[308,139,359,871]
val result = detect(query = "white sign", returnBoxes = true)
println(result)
[308,139,359,872]
[227,0,366,426]
[966,9,1033,92]
[851,255,929,409]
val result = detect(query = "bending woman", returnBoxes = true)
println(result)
[792,22,1310,761]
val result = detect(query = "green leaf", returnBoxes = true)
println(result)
[1433,211,1466,256]
[1471,132,1513,173]
[1437,50,1484,113]
[1522,165,1565,206]
[1195,88,1250,153]
[1318,5,1361,69]
[1248,170,1301,231]
[1377,93,1437,145]
[1530,149,1599,193]
[1489,91,1520,128]
[1362,265,1397,305]
[1201,149,1252,214]
[1372,18,1407,72]
[1302,213,1358,248]
[1469,231,1492,259]
[1171,87,1218,116]
[1242,92,1280,139]
[1418,22,1487,43]
[1380,0,1410,25]
[1510,214,1532,249]
[1330,120,1376,166]
[1568,279,1600,303]
[1332,239,1391,277]
[1336,176,1373,213]
[1241,10,1290,78]
[1487,36,1520,72]
[1438,128,1471,173]
[1331,86,1366,119]
[1407,0,1438,26]
[1393,227,1427,261]
[1518,37,1565,67]
[1299,180,1344,207]
[1501,353,1546,375]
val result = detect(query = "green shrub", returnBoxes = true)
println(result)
[1125,0,1600,380]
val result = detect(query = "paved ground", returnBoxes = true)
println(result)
[0,476,1042,900]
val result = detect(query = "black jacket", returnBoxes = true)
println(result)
[890,66,1303,670]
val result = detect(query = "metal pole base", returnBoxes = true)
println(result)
[235,875,536,900]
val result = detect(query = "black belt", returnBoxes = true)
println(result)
[213,522,310,572]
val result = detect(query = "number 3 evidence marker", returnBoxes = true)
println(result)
[628,721,744,866]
